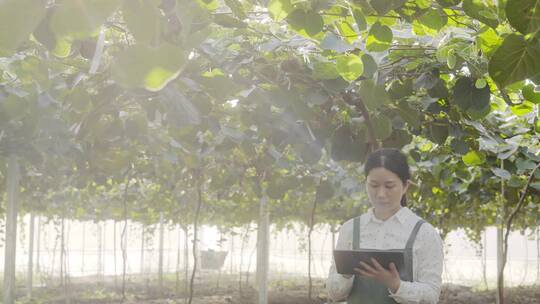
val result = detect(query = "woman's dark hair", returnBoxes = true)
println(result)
[364,148,411,206]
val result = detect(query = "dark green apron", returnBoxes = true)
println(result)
[347,217,425,304]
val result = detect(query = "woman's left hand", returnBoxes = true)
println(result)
[354,258,401,293]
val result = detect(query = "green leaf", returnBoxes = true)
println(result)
[510,101,534,116]
[197,0,219,10]
[477,27,503,57]
[320,32,354,53]
[418,9,448,31]
[286,9,323,37]
[452,77,491,112]
[368,0,406,15]
[463,0,499,29]
[427,79,449,98]
[361,54,378,79]
[429,122,449,144]
[522,84,540,103]
[475,78,487,89]
[506,0,540,35]
[330,125,368,162]
[268,0,292,21]
[451,138,469,155]
[437,0,462,7]
[336,54,364,82]
[122,0,162,45]
[447,49,456,69]
[352,8,367,31]
[224,0,247,19]
[462,151,486,166]
[0,0,47,56]
[359,80,391,110]
[367,22,393,52]
[396,102,421,128]
[312,61,340,80]
[372,114,393,140]
[491,168,511,180]
[214,14,247,28]
[336,20,358,44]
[389,79,413,100]
[50,0,121,39]
[316,180,335,203]
[112,44,185,91]
[488,34,540,87]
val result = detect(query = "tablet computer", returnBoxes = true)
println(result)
[333,249,405,275]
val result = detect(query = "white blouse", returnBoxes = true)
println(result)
[327,207,443,303]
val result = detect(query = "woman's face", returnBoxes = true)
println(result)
[366,167,408,211]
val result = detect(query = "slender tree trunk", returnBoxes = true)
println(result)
[256,191,270,304]
[537,227,539,283]
[188,172,204,304]
[27,213,36,298]
[308,192,319,300]
[3,154,20,304]
[121,219,128,299]
[176,225,182,292]
[97,222,103,279]
[60,217,67,301]
[230,232,234,275]
[121,173,132,301]
[482,230,488,289]
[184,227,189,304]
[159,212,165,291]
[140,225,145,274]
[81,222,85,275]
[238,225,248,294]
[102,222,107,283]
[64,220,72,304]
[36,216,41,275]
[114,221,118,288]
[496,160,505,304]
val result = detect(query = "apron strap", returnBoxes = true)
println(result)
[405,219,425,250]
[353,216,360,250]
[402,219,425,281]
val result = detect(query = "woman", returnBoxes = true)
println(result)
[327,148,443,304]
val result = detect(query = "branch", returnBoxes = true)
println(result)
[342,93,380,151]
[497,84,514,107]
[499,162,540,303]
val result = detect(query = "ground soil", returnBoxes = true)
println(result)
[14,272,540,304]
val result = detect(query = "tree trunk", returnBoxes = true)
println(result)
[482,230,488,289]
[3,154,20,304]
[176,225,182,293]
[60,217,66,300]
[497,227,504,303]
[97,222,103,279]
[81,222,85,275]
[121,219,128,300]
[308,193,318,300]
[140,225,145,274]
[256,193,270,304]
[496,160,506,304]
[230,232,234,275]
[159,212,165,291]
[114,221,118,288]
[537,227,539,283]
[27,213,36,298]
[102,222,107,283]
[238,225,248,294]
[188,173,203,304]
[36,216,41,275]
[121,172,132,300]
[184,227,189,304]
